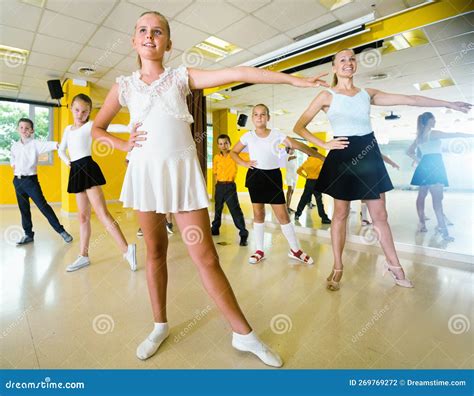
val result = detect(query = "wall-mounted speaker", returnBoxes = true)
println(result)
[47,80,64,100]
[237,114,248,127]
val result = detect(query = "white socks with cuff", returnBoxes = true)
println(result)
[136,322,169,360]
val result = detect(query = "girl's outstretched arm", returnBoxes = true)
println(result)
[92,84,147,152]
[188,67,329,90]
[366,88,472,113]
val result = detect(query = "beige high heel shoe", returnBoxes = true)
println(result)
[327,269,343,291]
[383,262,413,288]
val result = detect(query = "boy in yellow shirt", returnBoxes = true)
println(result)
[211,134,249,246]
[294,147,331,224]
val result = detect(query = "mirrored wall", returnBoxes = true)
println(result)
[206,14,474,257]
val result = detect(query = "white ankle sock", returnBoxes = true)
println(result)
[232,330,283,367]
[136,322,169,360]
[281,222,299,251]
[254,222,265,252]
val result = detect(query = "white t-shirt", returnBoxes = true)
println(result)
[240,129,287,170]
[10,138,58,176]
[58,121,93,164]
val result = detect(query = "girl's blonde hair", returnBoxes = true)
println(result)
[416,112,435,143]
[135,11,171,68]
[331,48,355,87]
[252,103,270,116]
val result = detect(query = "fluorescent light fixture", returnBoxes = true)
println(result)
[271,109,290,116]
[0,82,20,91]
[390,34,411,50]
[414,78,454,91]
[193,36,241,61]
[320,0,354,11]
[0,45,29,66]
[242,13,374,68]
[208,92,229,101]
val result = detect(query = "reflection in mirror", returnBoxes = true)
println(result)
[206,14,473,257]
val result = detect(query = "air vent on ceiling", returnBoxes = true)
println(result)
[78,66,96,76]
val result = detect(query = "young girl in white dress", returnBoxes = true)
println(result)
[58,94,137,272]
[92,11,330,367]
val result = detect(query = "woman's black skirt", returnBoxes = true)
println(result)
[411,154,448,186]
[245,168,286,204]
[68,156,106,193]
[315,132,393,201]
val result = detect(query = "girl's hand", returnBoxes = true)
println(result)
[126,122,147,151]
[292,72,329,88]
[244,160,258,169]
[323,137,349,150]
[448,101,472,113]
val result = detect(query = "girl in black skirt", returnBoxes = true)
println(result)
[293,48,471,291]
[58,94,137,272]
[407,112,473,241]
[230,104,335,265]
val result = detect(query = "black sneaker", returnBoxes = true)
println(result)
[16,235,34,246]
[60,231,73,243]
[211,228,219,236]
[239,236,248,246]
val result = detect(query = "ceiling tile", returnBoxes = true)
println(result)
[0,73,22,85]
[218,49,258,66]
[442,50,474,67]
[0,25,35,49]
[32,34,83,59]
[423,13,474,42]
[431,33,474,56]
[38,10,98,44]
[46,0,117,24]
[330,1,373,23]
[248,34,293,56]
[22,76,49,88]
[68,61,110,79]
[285,13,337,40]
[0,62,26,77]
[227,0,271,13]
[372,0,406,17]
[0,1,42,31]
[24,65,63,79]
[218,15,279,48]
[103,1,148,33]
[253,0,328,32]
[76,46,124,69]
[88,27,134,55]
[175,1,246,35]
[27,52,72,72]
[127,0,194,19]
[168,20,209,52]
[115,56,139,73]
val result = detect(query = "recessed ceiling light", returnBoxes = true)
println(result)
[193,36,241,61]
[383,30,428,54]
[414,78,455,91]
[370,73,389,81]
[208,92,229,101]
[0,45,29,67]
[320,0,354,11]
[0,82,20,91]
[78,66,96,76]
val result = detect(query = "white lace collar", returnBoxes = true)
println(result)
[131,67,171,88]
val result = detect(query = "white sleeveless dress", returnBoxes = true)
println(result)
[116,65,209,213]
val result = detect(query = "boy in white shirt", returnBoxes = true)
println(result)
[11,118,73,245]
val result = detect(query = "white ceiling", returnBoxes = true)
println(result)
[0,0,472,142]
[1,0,430,104]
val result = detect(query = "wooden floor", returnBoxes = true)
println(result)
[0,203,472,369]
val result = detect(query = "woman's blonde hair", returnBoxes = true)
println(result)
[134,11,171,68]
[416,112,435,143]
[331,48,355,87]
